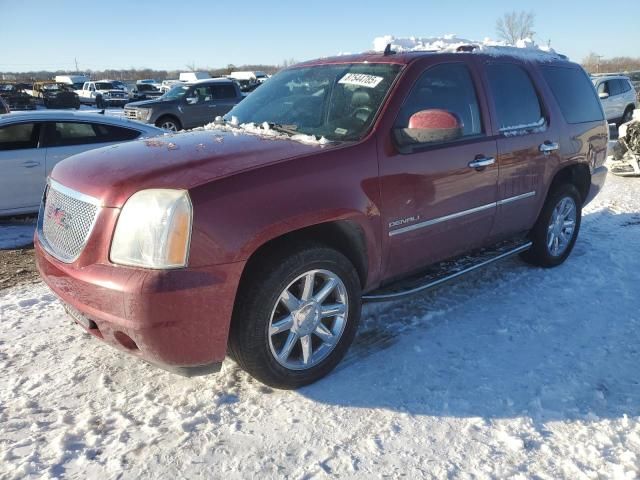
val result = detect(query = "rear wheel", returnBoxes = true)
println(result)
[229,245,361,389]
[521,183,582,268]
[156,116,181,132]
[95,95,104,109]
[622,106,634,125]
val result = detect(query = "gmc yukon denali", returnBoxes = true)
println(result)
[35,46,608,388]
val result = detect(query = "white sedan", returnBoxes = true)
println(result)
[0,110,164,216]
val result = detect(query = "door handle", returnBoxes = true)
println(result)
[22,161,40,168]
[468,156,495,169]
[539,141,559,155]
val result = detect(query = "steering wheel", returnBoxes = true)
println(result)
[351,106,373,123]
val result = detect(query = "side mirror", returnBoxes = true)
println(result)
[393,109,463,153]
[599,92,609,99]
[185,97,198,105]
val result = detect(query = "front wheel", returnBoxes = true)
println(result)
[155,116,182,132]
[229,245,362,389]
[521,183,582,268]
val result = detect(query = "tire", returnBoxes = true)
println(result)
[95,95,104,109]
[621,106,634,125]
[228,244,362,389]
[156,116,182,132]
[521,183,582,268]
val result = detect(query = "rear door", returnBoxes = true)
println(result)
[380,61,498,279]
[481,61,560,238]
[211,83,240,117]
[0,122,46,213]
[42,121,141,175]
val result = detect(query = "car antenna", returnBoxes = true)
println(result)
[98,109,105,115]
[383,43,396,56]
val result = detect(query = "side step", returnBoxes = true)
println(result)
[363,238,532,302]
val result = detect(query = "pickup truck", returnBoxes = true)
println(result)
[76,81,129,108]
[36,46,608,389]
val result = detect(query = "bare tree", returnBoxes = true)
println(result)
[496,11,536,44]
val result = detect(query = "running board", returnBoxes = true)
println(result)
[363,239,532,302]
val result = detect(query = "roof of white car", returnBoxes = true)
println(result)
[591,74,631,81]
[0,110,163,132]
[187,78,234,85]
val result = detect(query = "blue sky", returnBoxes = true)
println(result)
[1,0,638,72]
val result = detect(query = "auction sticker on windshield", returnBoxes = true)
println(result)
[338,73,384,88]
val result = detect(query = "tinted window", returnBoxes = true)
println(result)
[541,66,604,124]
[486,63,544,131]
[212,84,237,99]
[0,123,39,151]
[597,81,609,95]
[48,122,140,147]
[618,79,631,93]
[396,63,483,139]
[609,80,622,96]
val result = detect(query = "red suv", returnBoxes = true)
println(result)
[35,47,608,388]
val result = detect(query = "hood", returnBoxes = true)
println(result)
[51,129,336,208]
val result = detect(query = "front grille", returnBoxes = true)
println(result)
[39,181,100,262]
[124,108,137,119]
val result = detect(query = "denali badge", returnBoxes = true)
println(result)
[46,204,72,229]
[389,216,421,229]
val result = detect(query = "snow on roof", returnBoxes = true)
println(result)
[372,35,566,61]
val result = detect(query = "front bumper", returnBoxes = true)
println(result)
[35,235,244,376]
[585,165,607,205]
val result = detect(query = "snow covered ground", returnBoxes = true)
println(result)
[0,218,36,250]
[1,173,640,479]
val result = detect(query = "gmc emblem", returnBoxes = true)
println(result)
[46,204,72,229]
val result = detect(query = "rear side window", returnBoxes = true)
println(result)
[48,122,140,147]
[542,67,604,124]
[486,63,544,132]
[0,123,39,150]
[396,63,483,139]
[212,84,237,99]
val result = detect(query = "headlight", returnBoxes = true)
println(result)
[110,189,192,269]
[137,108,151,121]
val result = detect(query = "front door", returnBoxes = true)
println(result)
[0,122,46,213]
[181,86,217,128]
[380,61,498,280]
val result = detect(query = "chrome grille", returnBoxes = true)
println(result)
[39,181,100,263]
[124,108,138,119]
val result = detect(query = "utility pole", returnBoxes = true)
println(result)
[74,57,79,73]
[595,54,603,74]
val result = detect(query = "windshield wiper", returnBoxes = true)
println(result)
[265,122,299,136]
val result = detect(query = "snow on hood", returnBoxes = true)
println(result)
[373,34,565,60]
[199,119,332,146]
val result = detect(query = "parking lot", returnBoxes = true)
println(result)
[1,170,639,479]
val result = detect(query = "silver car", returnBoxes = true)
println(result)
[0,110,163,216]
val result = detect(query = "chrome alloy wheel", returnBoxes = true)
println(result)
[268,269,348,370]
[547,196,577,257]
[160,120,178,131]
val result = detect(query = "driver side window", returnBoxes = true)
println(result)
[396,63,483,140]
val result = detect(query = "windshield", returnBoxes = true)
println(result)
[161,84,190,100]
[224,63,402,141]
[95,82,115,90]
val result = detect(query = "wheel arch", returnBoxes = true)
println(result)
[239,220,369,291]
[547,162,590,205]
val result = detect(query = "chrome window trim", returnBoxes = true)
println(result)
[37,179,102,263]
[388,191,536,237]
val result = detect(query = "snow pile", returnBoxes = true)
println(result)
[373,34,562,60]
[201,120,331,146]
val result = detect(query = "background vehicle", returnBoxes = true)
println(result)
[178,72,210,82]
[55,75,90,91]
[76,81,129,108]
[254,71,270,84]
[160,79,181,93]
[124,78,243,131]
[131,83,163,101]
[0,83,36,110]
[35,48,608,388]
[32,82,81,109]
[592,75,637,124]
[228,71,260,92]
[0,111,163,216]
[0,96,9,114]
